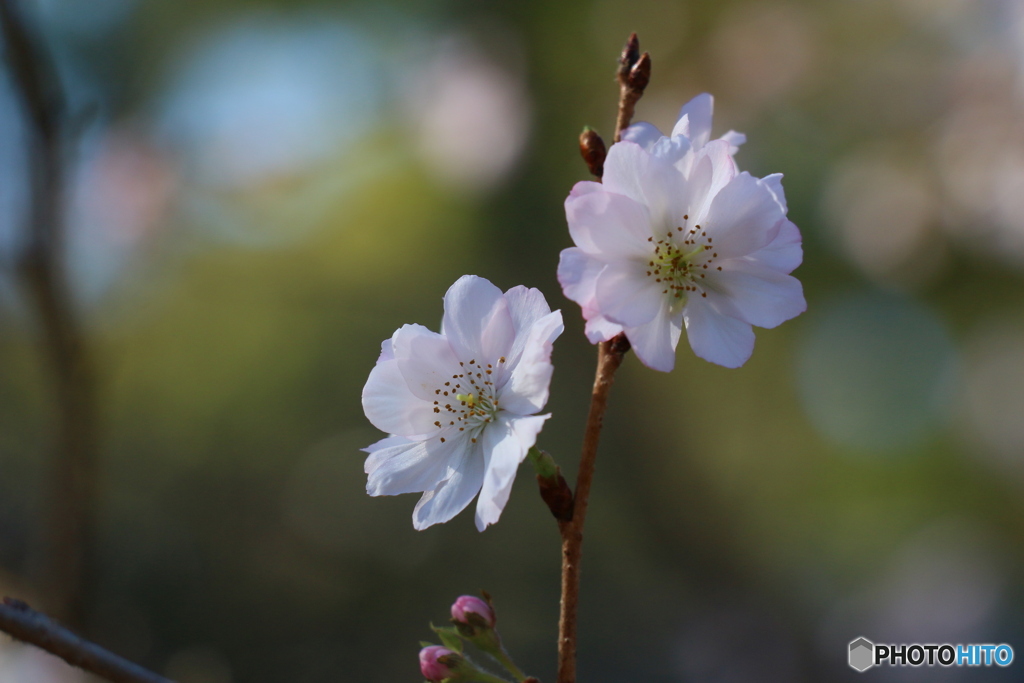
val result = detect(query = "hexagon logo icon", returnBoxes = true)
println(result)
[849,637,874,672]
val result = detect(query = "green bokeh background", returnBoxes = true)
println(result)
[2,0,1024,681]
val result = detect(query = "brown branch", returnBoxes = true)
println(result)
[0,598,172,683]
[0,0,99,626]
[555,336,629,683]
[555,33,649,683]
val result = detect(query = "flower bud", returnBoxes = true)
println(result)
[617,32,641,83]
[451,595,495,628]
[627,52,651,93]
[578,127,606,179]
[419,645,458,682]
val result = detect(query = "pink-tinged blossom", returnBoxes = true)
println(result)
[558,94,804,370]
[362,275,563,531]
[451,595,495,628]
[420,645,457,681]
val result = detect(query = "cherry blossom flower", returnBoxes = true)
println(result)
[558,95,804,370]
[362,275,563,531]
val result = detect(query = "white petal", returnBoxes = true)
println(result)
[365,434,460,497]
[558,247,604,308]
[701,139,740,203]
[564,183,653,259]
[624,302,684,372]
[442,275,516,363]
[377,338,395,364]
[761,173,787,212]
[362,357,438,437]
[720,130,746,155]
[595,259,664,328]
[363,434,409,453]
[650,135,695,168]
[500,311,563,415]
[557,248,623,343]
[412,443,485,530]
[670,112,690,139]
[501,285,553,373]
[682,150,714,222]
[392,323,463,402]
[568,180,604,198]
[708,259,806,329]
[673,93,714,148]
[701,172,784,258]
[683,295,755,368]
[745,219,802,273]
[620,121,663,150]
[602,141,687,228]
[474,414,549,531]
[585,314,623,344]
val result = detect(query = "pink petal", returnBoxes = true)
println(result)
[720,130,746,154]
[595,259,664,328]
[745,219,802,274]
[672,93,714,148]
[683,295,755,368]
[762,173,787,212]
[601,141,687,228]
[620,121,663,149]
[564,184,653,259]
[701,172,783,259]
[557,247,604,308]
[624,303,684,372]
[708,259,806,329]
[585,314,623,344]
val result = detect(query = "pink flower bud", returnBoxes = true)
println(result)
[419,645,456,682]
[451,595,495,628]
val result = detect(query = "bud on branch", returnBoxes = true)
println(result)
[528,448,574,522]
[578,127,606,179]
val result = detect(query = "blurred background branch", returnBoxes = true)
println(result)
[0,598,170,683]
[0,0,98,628]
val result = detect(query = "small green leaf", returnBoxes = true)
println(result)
[430,623,465,653]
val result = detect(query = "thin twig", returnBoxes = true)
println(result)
[555,33,650,683]
[0,598,172,683]
[0,0,99,626]
[555,337,629,683]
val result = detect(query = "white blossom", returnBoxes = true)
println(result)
[558,94,805,370]
[361,275,563,530]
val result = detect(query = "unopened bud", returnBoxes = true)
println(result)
[579,127,606,178]
[627,52,651,93]
[617,32,640,83]
[451,595,495,628]
[420,646,459,682]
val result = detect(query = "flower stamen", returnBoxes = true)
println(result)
[644,226,719,300]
